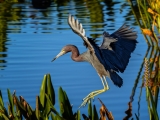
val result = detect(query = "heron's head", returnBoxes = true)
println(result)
[51,46,71,62]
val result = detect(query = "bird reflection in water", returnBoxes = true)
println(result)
[52,15,138,108]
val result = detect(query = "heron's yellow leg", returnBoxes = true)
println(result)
[79,76,109,108]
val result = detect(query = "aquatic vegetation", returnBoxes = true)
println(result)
[129,0,160,47]
[0,0,159,119]
[0,74,114,120]
[143,58,159,120]
[129,0,160,119]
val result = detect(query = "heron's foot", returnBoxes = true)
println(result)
[79,88,109,108]
[79,97,91,108]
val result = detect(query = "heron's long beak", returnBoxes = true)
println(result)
[51,50,66,62]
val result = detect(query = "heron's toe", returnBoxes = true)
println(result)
[79,98,91,108]
[82,93,94,101]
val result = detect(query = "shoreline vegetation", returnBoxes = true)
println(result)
[0,74,115,120]
[129,0,160,120]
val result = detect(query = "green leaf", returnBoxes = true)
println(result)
[36,96,40,119]
[63,91,73,115]
[45,94,60,117]
[43,95,51,117]
[47,74,55,106]
[1,113,9,120]
[0,107,8,118]
[40,75,47,108]
[0,90,4,107]
[16,110,22,120]
[14,96,28,119]
[58,87,65,115]
[58,87,73,119]
[26,103,33,117]
[50,113,55,120]
[7,89,15,117]
[0,90,8,117]
[154,84,159,109]
[76,110,80,120]
[88,100,92,119]
[82,114,89,120]
[148,107,153,120]
[92,105,98,120]
[45,116,49,120]
[54,115,63,120]
[147,87,159,119]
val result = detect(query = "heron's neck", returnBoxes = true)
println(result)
[68,45,83,62]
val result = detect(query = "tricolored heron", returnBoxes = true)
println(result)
[52,15,137,107]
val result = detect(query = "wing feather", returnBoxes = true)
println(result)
[100,24,137,73]
[68,14,94,53]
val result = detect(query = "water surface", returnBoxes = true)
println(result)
[0,0,154,119]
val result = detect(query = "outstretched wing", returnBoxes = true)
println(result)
[100,24,138,73]
[68,14,95,53]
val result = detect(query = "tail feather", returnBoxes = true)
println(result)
[109,71,123,87]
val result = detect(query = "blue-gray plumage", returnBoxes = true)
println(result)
[52,15,138,107]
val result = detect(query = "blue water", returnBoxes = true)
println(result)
[0,0,158,119]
